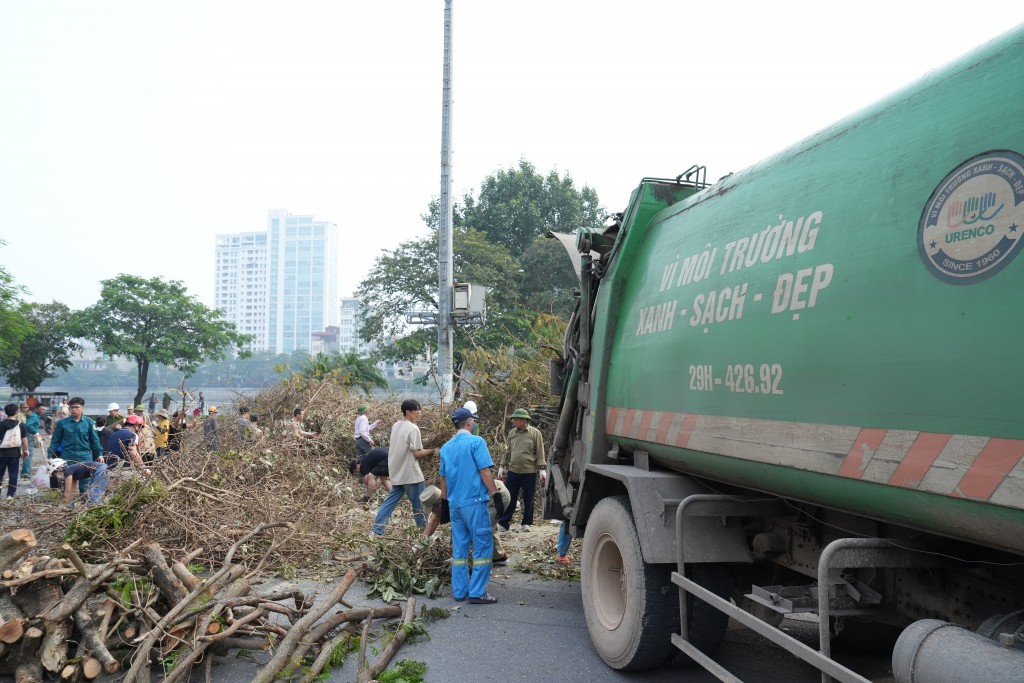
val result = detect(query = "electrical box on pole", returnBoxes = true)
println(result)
[452,283,486,323]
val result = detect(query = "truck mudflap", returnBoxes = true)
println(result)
[575,464,751,565]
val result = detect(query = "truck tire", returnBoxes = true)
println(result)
[581,495,678,670]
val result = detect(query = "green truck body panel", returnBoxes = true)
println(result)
[585,26,1024,554]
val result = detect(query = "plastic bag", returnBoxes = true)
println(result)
[31,465,49,489]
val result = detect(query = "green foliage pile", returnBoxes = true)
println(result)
[63,476,167,549]
[366,529,450,601]
[379,659,428,683]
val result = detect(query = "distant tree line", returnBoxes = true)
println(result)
[1,159,607,400]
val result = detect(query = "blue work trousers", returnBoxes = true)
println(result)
[557,520,571,556]
[82,463,109,504]
[451,500,493,599]
[498,471,537,528]
[371,482,425,535]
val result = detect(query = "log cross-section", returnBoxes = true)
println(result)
[0,530,38,574]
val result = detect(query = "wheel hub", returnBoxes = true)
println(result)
[592,532,626,631]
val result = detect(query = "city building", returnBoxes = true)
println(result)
[214,231,269,351]
[310,326,340,356]
[215,210,340,353]
[339,297,373,355]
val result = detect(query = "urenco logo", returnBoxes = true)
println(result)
[919,150,1024,284]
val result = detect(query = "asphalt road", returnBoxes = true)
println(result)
[132,568,894,683]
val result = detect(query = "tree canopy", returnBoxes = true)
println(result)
[466,160,604,255]
[73,274,252,406]
[297,351,388,395]
[0,302,81,391]
[0,241,31,359]
[356,160,606,370]
[355,225,524,363]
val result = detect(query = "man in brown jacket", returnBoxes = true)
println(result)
[496,408,546,531]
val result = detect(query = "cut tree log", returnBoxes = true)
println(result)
[209,636,271,655]
[39,618,72,673]
[298,631,350,683]
[39,539,139,624]
[0,530,37,573]
[80,657,102,680]
[249,569,357,683]
[14,625,44,683]
[161,607,268,683]
[169,562,200,592]
[40,562,119,623]
[121,522,290,683]
[289,604,403,666]
[59,544,91,580]
[73,606,119,675]
[142,543,187,606]
[0,617,24,644]
[356,598,417,683]
[11,578,63,617]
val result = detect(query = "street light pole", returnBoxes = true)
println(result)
[437,0,454,403]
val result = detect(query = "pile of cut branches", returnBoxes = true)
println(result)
[1,382,453,575]
[0,524,423,683]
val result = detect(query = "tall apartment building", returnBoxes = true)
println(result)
[214,231,269,351]
[339,297,372,355]
[214,210,340,353]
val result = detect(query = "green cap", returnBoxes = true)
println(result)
[357,404,368,415]
[510,408,532,420]
[134,404,145,411]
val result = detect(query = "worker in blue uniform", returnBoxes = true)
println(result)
[439,406,503,604]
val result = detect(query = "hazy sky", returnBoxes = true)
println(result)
[3,2,1022,310]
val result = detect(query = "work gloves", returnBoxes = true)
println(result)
[492,491,506,519]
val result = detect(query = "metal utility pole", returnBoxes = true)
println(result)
[437,0,454,403]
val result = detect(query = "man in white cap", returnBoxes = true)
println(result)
[106,403,125,429]
[463,401,480,435]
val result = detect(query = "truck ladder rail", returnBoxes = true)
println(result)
[672,494,873,683]
[671,572,871,683]
[814,538,943,683]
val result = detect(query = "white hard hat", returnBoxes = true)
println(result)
[463,400,477,414]
[107,403,120,412]
[47,458,67,474]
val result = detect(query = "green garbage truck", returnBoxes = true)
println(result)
[545,23,1024,683]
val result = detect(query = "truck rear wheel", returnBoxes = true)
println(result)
[582,496,674,670]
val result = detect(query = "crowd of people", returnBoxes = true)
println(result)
[0,396,211,506]
[2,392,570,601]
[350,398,563,605]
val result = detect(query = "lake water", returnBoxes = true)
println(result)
[0,387,263,414]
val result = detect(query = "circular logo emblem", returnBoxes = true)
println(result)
[919,150,1024,284]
